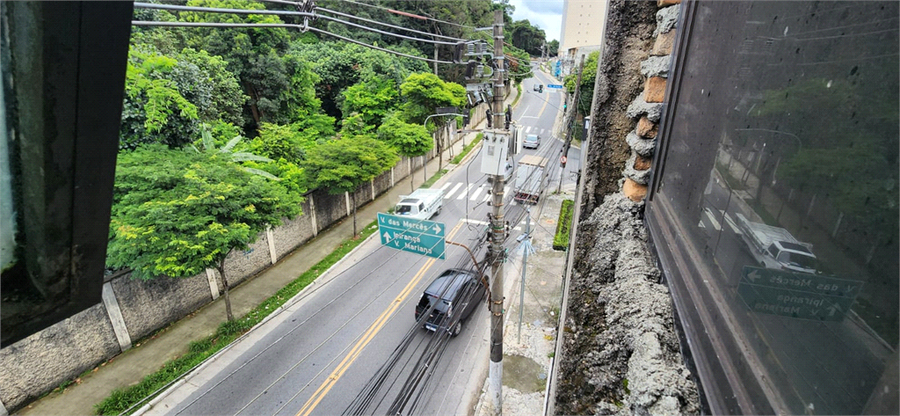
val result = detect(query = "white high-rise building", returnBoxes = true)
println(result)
[558,0,608,71]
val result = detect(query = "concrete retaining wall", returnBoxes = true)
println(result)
[0,128,464,412]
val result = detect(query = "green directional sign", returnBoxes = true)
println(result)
[738,266,863,321]
[377,213,445,259]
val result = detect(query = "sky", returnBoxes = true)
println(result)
[509,0,564,42]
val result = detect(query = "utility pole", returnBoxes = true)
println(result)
[558,54,585,194]
[488,8,506,416]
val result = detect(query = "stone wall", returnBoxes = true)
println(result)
[0,129,463,412]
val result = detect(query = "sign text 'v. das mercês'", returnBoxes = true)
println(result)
[377,213,445,260]
[738,266,863,321]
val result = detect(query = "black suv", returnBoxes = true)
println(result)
[414,269,486,337]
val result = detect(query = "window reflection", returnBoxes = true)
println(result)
[652,1,898,414]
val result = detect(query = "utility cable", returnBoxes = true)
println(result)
[133,2,463,46]
[338,0,479,30]
[131,20,461,64]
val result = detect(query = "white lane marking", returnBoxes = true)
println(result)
[703,208,721,231]
[440,182,451,191]
[444,183,463,199]
[470,185,485,201]
[723,212,743,235]
[457,183,474,200]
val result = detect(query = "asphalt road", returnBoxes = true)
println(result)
[144,71,575,416]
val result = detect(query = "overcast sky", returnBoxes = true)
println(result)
[509,0,564,42]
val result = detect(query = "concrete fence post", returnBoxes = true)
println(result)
[205,269,219,300]
[345,192,351,216]
[101,282,132,351]
[391,167,395,188]
[266,226,277,264]
[309,194,318,237]
[371,179,375,201]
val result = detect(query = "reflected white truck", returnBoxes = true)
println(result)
[394,188,443,220]
[735,213,819,274]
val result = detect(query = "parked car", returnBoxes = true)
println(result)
[414,268,486,337]
[533,84,544,93]
[523,134,541,149]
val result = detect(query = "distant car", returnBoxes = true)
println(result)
[523,134,541,149]
[533,84,544,93]
[415,269,486,337]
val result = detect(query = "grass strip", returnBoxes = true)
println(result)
[451,133,483,165]
[421,169,448,189]
[94,221,380,415]
[511,81,523,108]
[553,199,575,250]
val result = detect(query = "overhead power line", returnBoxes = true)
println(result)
[133,2,461,46]
[338,0,480,30]
[131,20,461,64]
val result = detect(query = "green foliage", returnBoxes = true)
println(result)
[94,221,379,416]
[564,51,599,116]
[548,39,559,56]
[287,41,428,120]
[377,113,433,157]
[507,19,546,56]
[553,199,575,250]
[107,145,301,279]
[400,73,467,127]
[342,75,400,128]
[302,136,399,195]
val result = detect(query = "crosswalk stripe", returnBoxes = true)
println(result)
[444,183,463,199]
[456,184,474,200]
[470,184,485,200]
[440,182,451,191]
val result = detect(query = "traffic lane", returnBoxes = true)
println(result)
[303,225,490,415]
[161,238,434,416]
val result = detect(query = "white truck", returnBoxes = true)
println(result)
[735,213,819,274]
[514,155,548,204]
[394,188,444,220]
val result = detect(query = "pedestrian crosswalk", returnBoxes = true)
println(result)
[439,181,514,204]
[699,207,743,235]
[519,125,550,137]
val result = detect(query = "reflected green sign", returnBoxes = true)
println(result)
[738,266,863,321]
[377,213,445,259]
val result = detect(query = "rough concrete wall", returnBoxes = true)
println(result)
[373,170,392,197]
[0,304,120,409]
[312,188,348,232]
[112,273,211,341]
[556,194,699,414]
[394,157,412,184]
[581,0,658,215]
[271,198,315,260]
[223,236,271,287]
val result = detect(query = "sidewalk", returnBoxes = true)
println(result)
[18,88,518,416]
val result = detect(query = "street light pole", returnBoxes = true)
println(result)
[488,9,506,416]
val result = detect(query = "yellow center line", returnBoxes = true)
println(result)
[296,221,466,416]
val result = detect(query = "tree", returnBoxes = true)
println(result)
[507,19,546,56]
[548,39,559,56]
[400,72,466,173]
[108,145,302,321]
[119,45,247,150]
[302,136,399,236]
[377,113,433,191]
[564,50,599,117]
[342,75,400,129]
